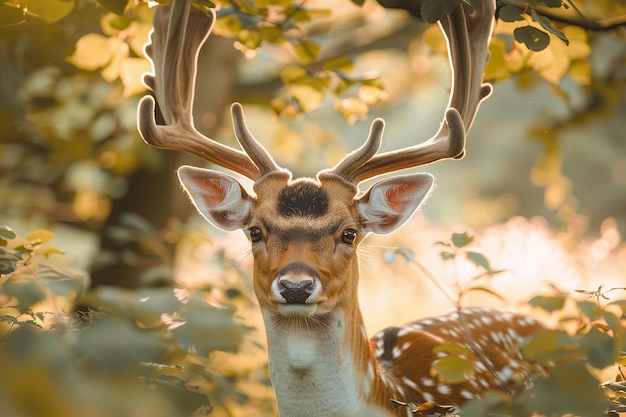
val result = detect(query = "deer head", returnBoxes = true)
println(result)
[138,1,502,415]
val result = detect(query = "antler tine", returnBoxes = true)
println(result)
[230,103,283,175]
[324,118,385,178]
[138,0,275,180]
[332,0,495,184]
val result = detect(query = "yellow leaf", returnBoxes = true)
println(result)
[422,24,447,55]
[335,98,368,124]
[213,14,241,37]
[290,84,324,113]
[568,60,591,86]
[293,40,321,64]
[101,37,128,82]
[68,33,112,71]
[25,229,54,245]
[280,65,307,84]
[484,37,510,81]
[120,57,151,96]
[358,84,387,105]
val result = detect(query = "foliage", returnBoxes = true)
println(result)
[389,231,626,417]
[0,225,265,416]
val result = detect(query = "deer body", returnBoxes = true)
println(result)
[137,1,544,415]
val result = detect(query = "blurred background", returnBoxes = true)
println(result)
[0,0,625,416]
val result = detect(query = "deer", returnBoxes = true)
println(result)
[137,0,545,416]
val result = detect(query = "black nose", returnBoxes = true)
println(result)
[279,278,314,304]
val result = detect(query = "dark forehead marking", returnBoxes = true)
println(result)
[277,182,329,218]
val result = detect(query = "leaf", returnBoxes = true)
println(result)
[350,0,365,6]
[0,225,17,241]
[433,343,475,357]
[451,231,473,248]
[37,265,87,298]
[524,361,607,417]
[431,355,475,383]
[238,29,262,50]
[280,65,307,84]
[528,294,565,312]
[466,286,505,301]
[97,0,128,15]
[521,329,579,362]
[538,0,562,8]
[420,0,457,24]
[514,26,550,52]
[172,294,250,355]
[529,8,568,45]
[25,229,54,246]
[75,318,166,372]
[579,327,615,369]
[3,279,46,307]
[293,40,321,64]
[68,33,113,71]
[498,5,524,22]
[576,300,602,321]
[465,251,499,274]
[440,251,455,261]
[0,258,17,276]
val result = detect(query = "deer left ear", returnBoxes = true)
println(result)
[357,173,434,235]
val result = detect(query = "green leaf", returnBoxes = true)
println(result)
[431,355,475,383]
[97,0,128,15]
[524,361,607,417]
[579,327,615,369]
[75,318,166,372]
[465,251,498,274]
[420,0,457,23]
[529,8,569,45]
[514,26,550,52]
[172,293,250,356]
[538,0,562,7]
[521,329,579,362]
[3,279,46,307]
[466,286,505,301]
[528,294,565,312]
[451,231,473,248]
[498,5,524,22]
[0,258,17,276]
[576,300,602,321]
[0,225,17,241]
[440,251,455,261]
[37,265,87,298]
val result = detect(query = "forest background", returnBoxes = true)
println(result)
[0,0,625,416]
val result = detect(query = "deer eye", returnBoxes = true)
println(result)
[249,226,263,243]
[341,229,357,245]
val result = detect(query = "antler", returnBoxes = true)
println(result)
[137,0,281,180]
[328,0,495,184]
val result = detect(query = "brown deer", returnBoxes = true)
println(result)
[138,1,544,416]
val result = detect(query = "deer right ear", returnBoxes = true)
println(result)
[177,165,254,231]
[357,173,434,235]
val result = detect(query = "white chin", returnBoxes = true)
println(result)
[276,304,318,317]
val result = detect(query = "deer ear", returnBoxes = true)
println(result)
[177,166,254,231]
[357,173,434,235]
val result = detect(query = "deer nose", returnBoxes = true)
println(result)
[272,262,320,304]
[278,278,314,304]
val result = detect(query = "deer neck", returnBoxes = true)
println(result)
[261,301,397,417]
